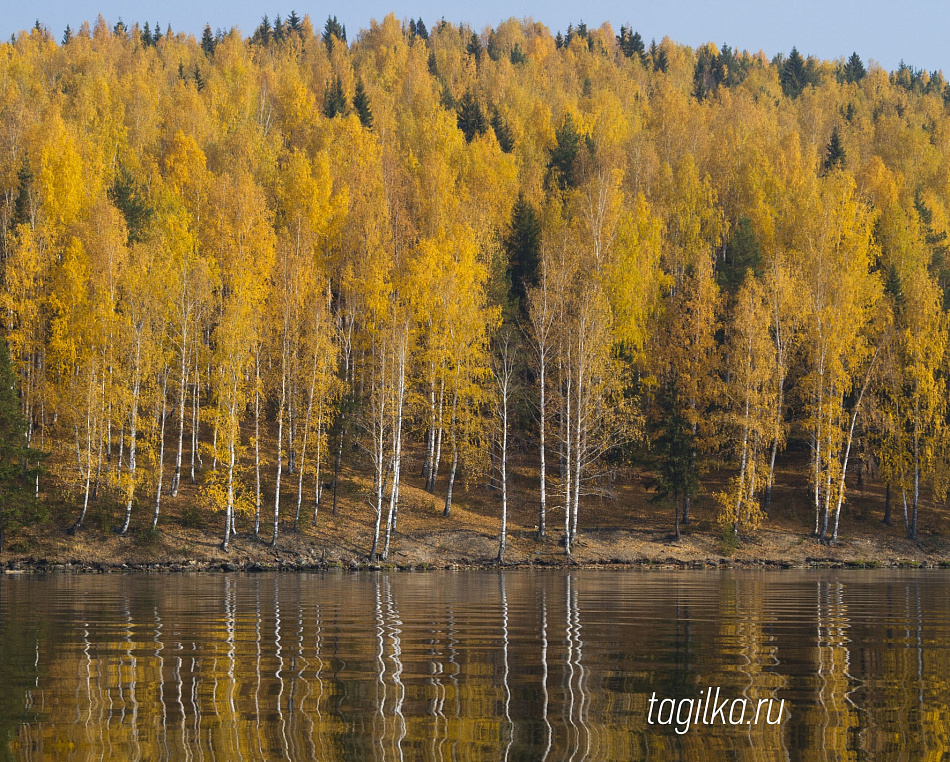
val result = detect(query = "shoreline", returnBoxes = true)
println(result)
[3,558,945,574]
[2,524,944,574]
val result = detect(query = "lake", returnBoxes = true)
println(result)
[1,569,948,760]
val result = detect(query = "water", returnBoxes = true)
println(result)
[1,569,948,760]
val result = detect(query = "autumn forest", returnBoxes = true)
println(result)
[1,13,948,561]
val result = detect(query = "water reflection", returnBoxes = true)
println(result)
[1,570,950,759]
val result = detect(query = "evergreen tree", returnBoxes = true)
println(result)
[0,340,45,553]
[12,158,33,229]
[255,15,272,45]
[504,192,542,316]
[415,18,428,40]
[823,126,846,172]
[353,78,373,129]
[201,23,216,56]
[287,10,301,35]
[548,113,582,190]
[323,75,347,118]
[717,216,762,292]
[617,27,647,63]
[651,382,699,540]
[456,91,488,142]
[555,31,564,49]
[843,52,866,83]
[109,167,153,243]
[510,44,527,65]
[323,16,345,51]
[62,24,72,45]
[153,22,162,43]
[491,110,514,153]
[142,22,152,46]
[486,30,501,61]
[781,47,807,97]
[466,31,483,63]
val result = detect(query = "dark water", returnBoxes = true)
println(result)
[1,569,948,760]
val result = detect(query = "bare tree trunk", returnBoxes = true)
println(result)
[444,441,458,517]
[222,434,236,552]
[537,359,547,540]
[253,353,263,539]
[271,358,287,547]
[151,369,169,530]
[117,336,143,536]
[764,379,784,515]
[190,352,200,484]
[498,381,508,564]
[384,336,408,559]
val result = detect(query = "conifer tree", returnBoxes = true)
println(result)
[548,114,582,190]
[323,76,347,119]
[353,79,373,129]
[0,340,44,553]
[781,47,807,97]
[843,52,866,83]
[823,126,846,172]
[287,10,301,35]
[652,383,698,540]
[504,193,541,315]
[200,24,216,56]
[323,16,345,51]
[456,91,488,142]
[491,110,514,153]
[467,31,483,62]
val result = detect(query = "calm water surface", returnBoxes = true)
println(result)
[1,569,949,760]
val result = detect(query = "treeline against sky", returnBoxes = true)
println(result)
[1,14,948,554]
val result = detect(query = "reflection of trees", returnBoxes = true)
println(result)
[5,572,950,758]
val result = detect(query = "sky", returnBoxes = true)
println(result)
[4,0,948,73]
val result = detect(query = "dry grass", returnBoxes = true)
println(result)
[5,426,949,569]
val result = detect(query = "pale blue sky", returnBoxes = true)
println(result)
[5,0,947,73]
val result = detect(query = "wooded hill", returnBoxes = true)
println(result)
[1,14,948,558]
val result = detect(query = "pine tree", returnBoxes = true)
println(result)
[255,15,272,45]
[353,79,373,129]
[491,110,514,153]
[843,52,866,83]
[456,91,487,142]
[0,340,45,553]
[323,16,345,51]
[62,24,72,45]
[504,193,541,316]
[323,76,347,118]
[201,23,216,56]
[467,31,483,63]
[652,382,699,540]
[781,47,807,97]
[823,126,846,172]
[548,114,582,190]
[287,10,301,35]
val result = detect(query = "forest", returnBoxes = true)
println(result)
[0,13,948,560]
